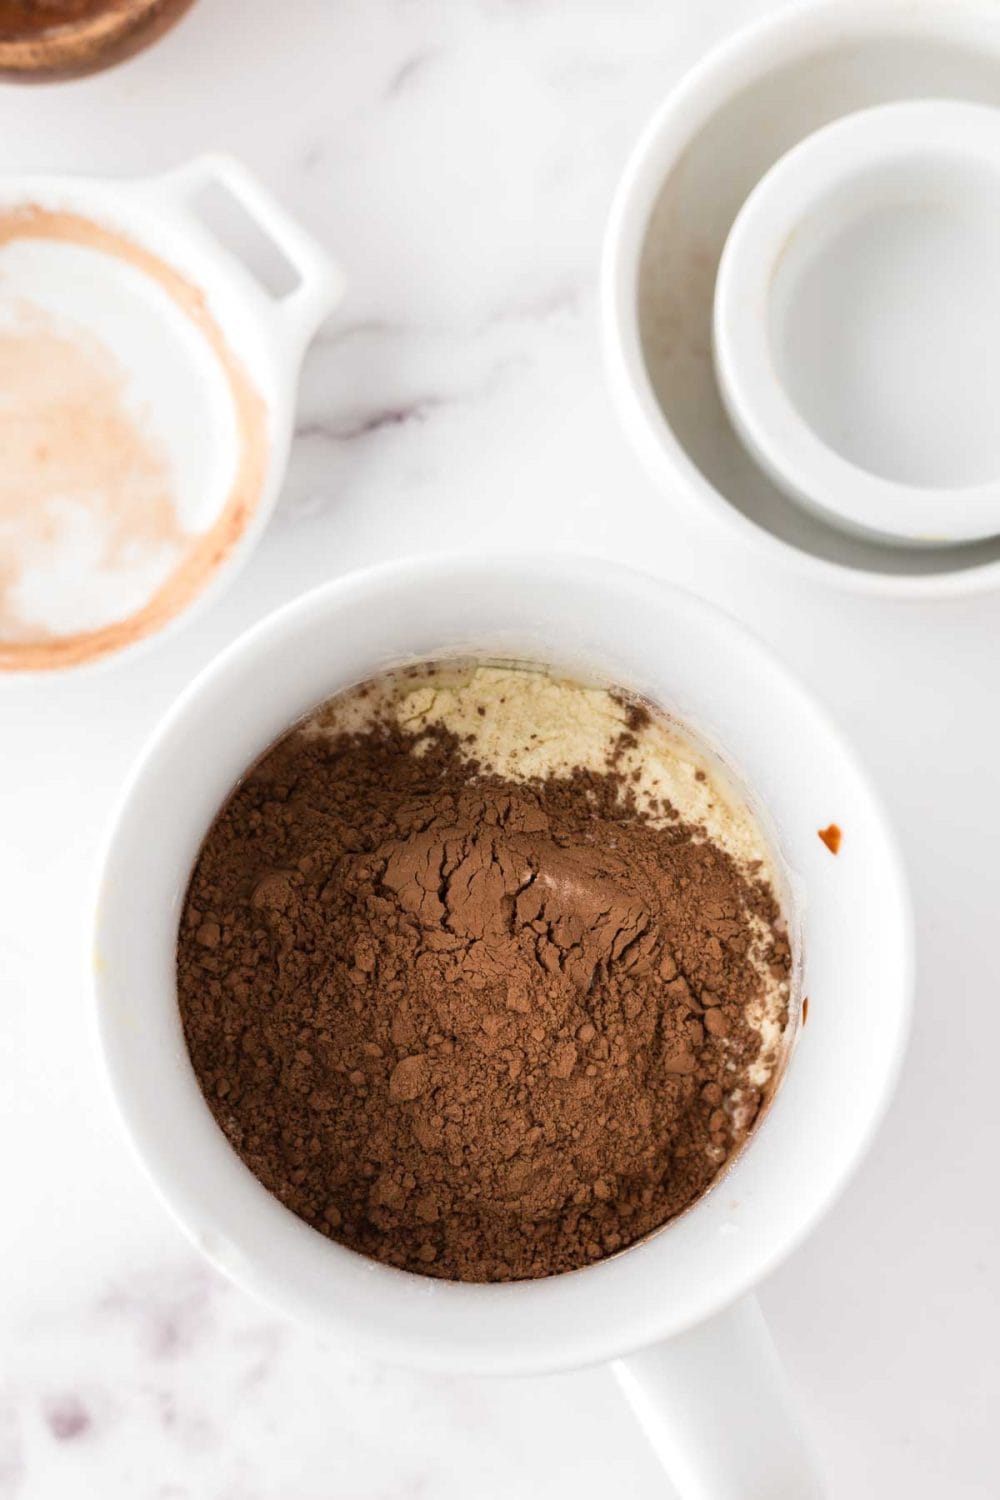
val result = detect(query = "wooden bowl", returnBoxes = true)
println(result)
[0,0,196,81]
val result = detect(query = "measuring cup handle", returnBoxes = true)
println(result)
[148,153,345,362]
[613,1295,826,1500]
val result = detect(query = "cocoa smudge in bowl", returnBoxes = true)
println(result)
[0,0,197,82]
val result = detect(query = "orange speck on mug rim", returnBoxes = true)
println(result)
[818,824,842,855]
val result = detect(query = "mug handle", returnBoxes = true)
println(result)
[144,153,346,362]
[613,1295,826,1499]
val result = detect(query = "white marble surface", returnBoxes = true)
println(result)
[1,2,998,1497]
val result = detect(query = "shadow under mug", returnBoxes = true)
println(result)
[94,555,912,1500]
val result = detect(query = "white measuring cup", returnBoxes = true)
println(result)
[0,154,343,674]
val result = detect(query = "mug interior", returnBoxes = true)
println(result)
[95,556,912,1374]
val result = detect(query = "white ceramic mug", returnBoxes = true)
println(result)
[94,555,912,1499]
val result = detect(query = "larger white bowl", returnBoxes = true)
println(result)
[603,0,1000,597]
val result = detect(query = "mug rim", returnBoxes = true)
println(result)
[93,553,913,1374]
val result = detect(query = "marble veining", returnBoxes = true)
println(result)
[0,1,997,1498]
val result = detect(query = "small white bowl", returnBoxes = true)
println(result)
[714,99,1000,548]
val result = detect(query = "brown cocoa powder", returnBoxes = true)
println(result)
[0,1,107,33]
[177,693,790,1282]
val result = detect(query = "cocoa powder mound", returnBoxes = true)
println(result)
[177,703,790,1282]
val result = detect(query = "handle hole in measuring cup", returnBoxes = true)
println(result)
[189,179,302,299]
